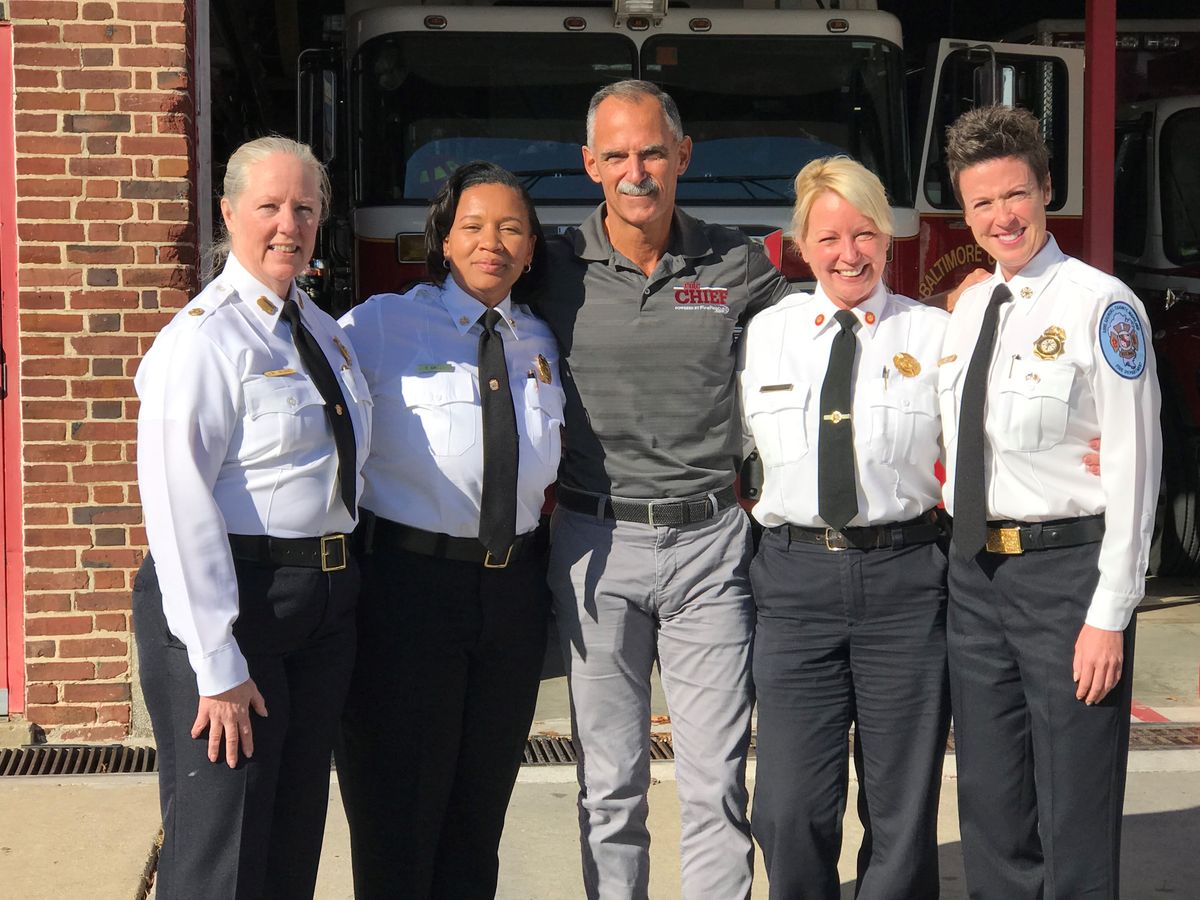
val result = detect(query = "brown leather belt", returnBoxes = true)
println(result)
[362,514,545,569]
[228,533,349,572]
[777,510,944,552]
[556,484,738,527]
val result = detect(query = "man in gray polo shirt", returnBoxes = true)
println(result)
[521,80,790,899]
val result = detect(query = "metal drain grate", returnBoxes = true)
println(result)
[523,734,677,766]
[2,724,1197,776]
[0,744,157,776]
[1127,723,1200,750]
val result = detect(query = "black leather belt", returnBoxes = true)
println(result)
[978,514,1105,555]
[365,515,545,569]
[228,533,349,572]
[556,484,738,527]
[778,510,944,552]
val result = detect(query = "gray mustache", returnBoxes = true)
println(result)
[617,176,658,197]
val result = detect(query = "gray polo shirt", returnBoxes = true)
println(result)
[519,204,790,499]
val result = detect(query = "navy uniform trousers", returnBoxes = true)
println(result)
[750,529,951,900]
[132,553,358,900]
[335,538,552,900]
[948,542,1134,900]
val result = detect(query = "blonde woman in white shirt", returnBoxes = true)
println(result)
[741,156,951,900]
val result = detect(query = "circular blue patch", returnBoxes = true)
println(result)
[1098,301,1146,379]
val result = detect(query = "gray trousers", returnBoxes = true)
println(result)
[548,503,755,900]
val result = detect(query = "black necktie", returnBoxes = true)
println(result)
[477,308,519,559]
[953,283,1012,558]
[279,297,357,516]
[818,309,860,531]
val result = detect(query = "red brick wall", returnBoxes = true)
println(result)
[11,0,198,740]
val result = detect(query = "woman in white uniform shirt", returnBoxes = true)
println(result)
[133,137,371,898]
[939,105,1160,900]
[741,157,950,899]
[336,162,564,899]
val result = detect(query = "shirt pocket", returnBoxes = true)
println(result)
[991,359,1075,452]
[743,382,812,466]
[400,371,479,457]
[241,374,327,459]
[522,378,565,467]
[867,378,939,467]
[937,360,967,447]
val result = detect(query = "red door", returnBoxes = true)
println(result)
[0,21,23,716]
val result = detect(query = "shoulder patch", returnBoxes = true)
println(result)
[1098,301,1146,379]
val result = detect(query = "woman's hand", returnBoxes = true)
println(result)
[1083,437,1100,476]
[944,268,991,312]
[192,678,269,768]
[1073,624,1124,705]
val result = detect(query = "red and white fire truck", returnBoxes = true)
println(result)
[298,1,1198,573]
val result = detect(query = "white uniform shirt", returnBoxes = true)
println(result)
[741,282,948,528]
[938,236,1161,630]
[136,253,373,696]
[339,279,565,537]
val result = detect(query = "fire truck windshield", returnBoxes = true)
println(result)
[354,32,908,209]
[1160,106,1200,266]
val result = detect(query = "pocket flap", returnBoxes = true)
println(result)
[1001,361,1075,401]
[400,371,477,408]
[243,375,324,418]
[744,382,811,415]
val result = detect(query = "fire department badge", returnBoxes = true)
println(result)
[1033,326,1066,360]
[1098,301,1146,379]
[535,354,552,385]
[892,352,920,377]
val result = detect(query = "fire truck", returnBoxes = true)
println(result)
[298,0,1083,303]
[1003,19,1200,574]
[296,0,1197,573]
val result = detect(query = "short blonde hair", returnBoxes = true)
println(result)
[791,156,893,240]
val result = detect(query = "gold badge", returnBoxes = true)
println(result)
[893,352,921,377]
[264,368,296,377]
[535,354,552,385]
[864,312,876,325]
[256,296,277,315]
[1033,326,1066,361]
[823,410,850,424]
[938,354,958,366]
[188,307,205,317]
[332,336,352,365]
[489,378,500,391]
[459,316,470,326]
[1020,286,1033,299]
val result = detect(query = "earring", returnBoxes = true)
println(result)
[523,263,532,274]
[443,259,451,270]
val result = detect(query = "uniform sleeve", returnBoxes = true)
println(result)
[136,324,249,696]
[1086,291,1162,630]
[338,296,383,389]
[745,242,792,319]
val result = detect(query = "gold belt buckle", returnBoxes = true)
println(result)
[985,527,1024,555]
[484,545,513,569]
[320,534,348,571]
[824,528,849,551]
